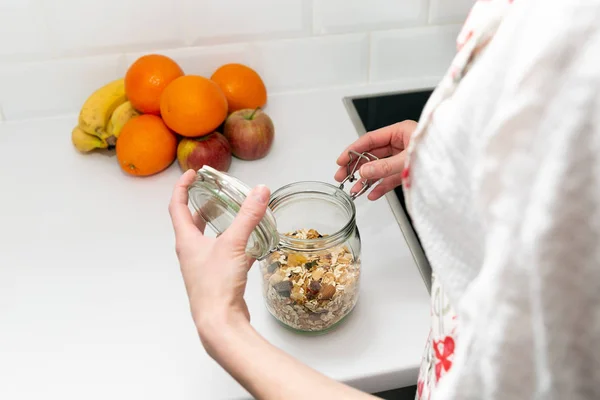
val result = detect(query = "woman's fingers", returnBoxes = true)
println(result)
[359,152,406,180]
[336,126,394,166]
[224,185,271,249]
[336,120,417,167]
[347,167,404,199]
[348,179,377,197]
[339,152,406,198]
[169,169,202,239]
[192,211,207,233]
[367,174,404,200]
[334,146,394,182]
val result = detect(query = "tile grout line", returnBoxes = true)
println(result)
[308,0,316,36]
[425,0,433,25]
[0,23,463,66]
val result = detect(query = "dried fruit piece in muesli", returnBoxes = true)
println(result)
[307,280,321,299]
[287,253,308,267]
[273,280,292,297]
[267,261,281,273]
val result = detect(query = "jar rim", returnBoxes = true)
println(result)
[268,180,356,252]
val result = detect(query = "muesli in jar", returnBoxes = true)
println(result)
[260,228,360,332]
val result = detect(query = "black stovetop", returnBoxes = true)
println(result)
[351,89,434,133]
[345,88,435,291]
[351,89,433,237]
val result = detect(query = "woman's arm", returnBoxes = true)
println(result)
[202,322,375,400]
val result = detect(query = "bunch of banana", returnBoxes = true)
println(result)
[71,78,140,153]
[106,101,140,140]
[71,126,109,153]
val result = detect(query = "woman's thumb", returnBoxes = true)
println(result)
[225,185,271,247]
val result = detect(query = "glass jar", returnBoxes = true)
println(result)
[187,151,377,334]
[260,181,361,333]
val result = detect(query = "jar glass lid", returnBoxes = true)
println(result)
[188,166,280,260]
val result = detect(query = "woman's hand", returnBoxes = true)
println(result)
[168,170,377,400]
[168,169,271,350]
[335,120,417,200]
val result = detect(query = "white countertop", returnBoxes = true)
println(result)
[0,78,438,400]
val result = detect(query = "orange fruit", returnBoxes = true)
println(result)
[210,63,267,113]
[125,54,184,115]
[116,115,178,176]
[160,75,228,137]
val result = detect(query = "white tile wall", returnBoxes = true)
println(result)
[429,0,475,24]
[123,33,370,93]
[314,0,426,34]
[0,55,124,120]
[249,34,369,92]
[0,0,473,121]
[182,0,311,45]
[43,0,183,57]
[0,0,50,60]
[370,25,461,82]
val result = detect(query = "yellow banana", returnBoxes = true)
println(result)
[71,125,108,153]
[106,101,140,146]
[78,78,127,141]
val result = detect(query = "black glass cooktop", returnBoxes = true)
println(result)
[351,89,433,228]
[351,89,434,133]
[344,88,435,291]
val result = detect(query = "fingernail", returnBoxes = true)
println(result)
[252,185,270,204]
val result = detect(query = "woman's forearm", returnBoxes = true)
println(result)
[202,321,377,400]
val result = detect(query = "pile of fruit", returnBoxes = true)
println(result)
[72,54,275,177]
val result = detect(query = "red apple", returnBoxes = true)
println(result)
[223,108,274,160]
[177,132,232,172]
